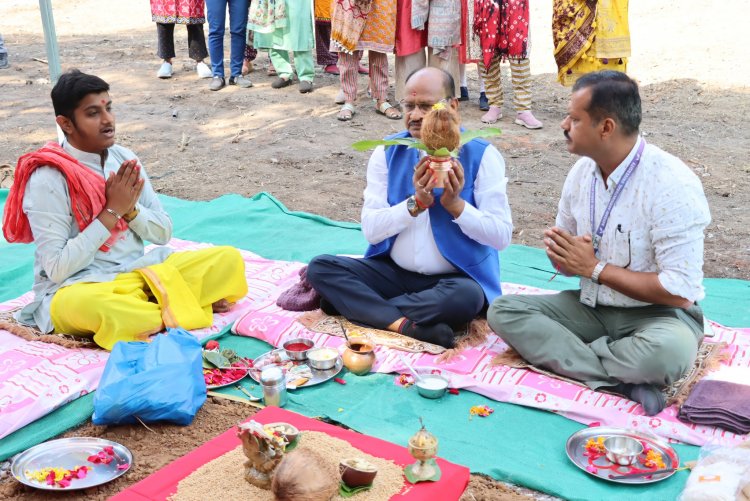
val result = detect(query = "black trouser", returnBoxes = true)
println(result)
[156,23,209,62]
[314,21,338,67]
[306,254,485,330]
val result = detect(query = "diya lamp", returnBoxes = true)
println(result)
[404,418,441,482]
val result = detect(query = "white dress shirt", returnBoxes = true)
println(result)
[361,145,513,274]
[556,137,711,307]
[17,141,173,332]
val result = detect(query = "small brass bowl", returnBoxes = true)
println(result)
[604,436,643,466]
[263,422,300,445]
[307,347,339,370]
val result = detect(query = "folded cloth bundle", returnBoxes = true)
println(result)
[678,379,750,435]
[276,266,321,312]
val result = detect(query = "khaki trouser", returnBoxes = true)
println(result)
[487,290,704,390]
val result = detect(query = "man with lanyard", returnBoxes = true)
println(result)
[487,71,711,416]
[307,67,513,349]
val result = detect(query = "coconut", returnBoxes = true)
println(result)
[420,104,460,154]
[271,449,338,501]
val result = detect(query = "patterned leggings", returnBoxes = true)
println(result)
[479,56,532,111]
[339,51,388,103]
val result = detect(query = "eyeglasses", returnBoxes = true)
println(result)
[398,98,449,114]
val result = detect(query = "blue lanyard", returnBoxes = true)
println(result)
[589,139,645,256]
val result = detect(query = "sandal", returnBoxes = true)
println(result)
[375,100,402,120]
[267,64,277,77]
[337,103,356,121]
[271,76,293,89]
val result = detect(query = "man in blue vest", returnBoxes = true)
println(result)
[306,67,513,348]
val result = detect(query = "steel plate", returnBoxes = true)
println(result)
[249,348,343,388]
[11,437,133,491]
[566,427,680,484]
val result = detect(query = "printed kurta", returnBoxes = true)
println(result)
[315,0,334,21]
[552,0,629,85]
[151,0,206,24]
[254,0,314,51]
[357,0,397,52]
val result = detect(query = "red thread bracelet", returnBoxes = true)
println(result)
[415,197,434,210]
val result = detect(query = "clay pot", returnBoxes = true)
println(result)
[428,156,453,188]
[339,458,378,487]
[341,340,376,375]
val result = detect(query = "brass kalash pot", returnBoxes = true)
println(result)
[341,335,376,376]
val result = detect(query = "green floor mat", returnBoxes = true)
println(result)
[1,189,747,500]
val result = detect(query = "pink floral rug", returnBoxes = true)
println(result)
[0,239,280,440]
[232,256,750,447]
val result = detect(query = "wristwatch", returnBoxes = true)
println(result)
[591,261,607,284]
[406,195,424,217]
[123,207,140,223]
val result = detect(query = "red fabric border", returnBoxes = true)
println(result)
[111,407,470,500]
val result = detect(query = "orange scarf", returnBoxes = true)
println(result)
[2,142,126,252]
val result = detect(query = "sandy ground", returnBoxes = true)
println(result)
[0,0,749,499]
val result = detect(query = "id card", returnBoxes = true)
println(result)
[579,278,599,308]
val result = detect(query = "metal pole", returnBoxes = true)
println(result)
[38,0,61,84]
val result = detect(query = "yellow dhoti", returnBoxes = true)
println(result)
[50,246,247,350]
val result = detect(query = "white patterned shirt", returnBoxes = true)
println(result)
[556,137,711,307]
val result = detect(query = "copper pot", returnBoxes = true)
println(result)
[341,340,376,375]
[428,155,452,188]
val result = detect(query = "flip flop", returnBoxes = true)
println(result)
[337,103,356,121]
[375,100,402,120]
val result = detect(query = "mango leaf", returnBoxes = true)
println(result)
[458,127,502,146]
[406,142,433,153]
[339,481,373,497]
[203,350,230,369]
[352,137,418,151]
[430,147,453,157]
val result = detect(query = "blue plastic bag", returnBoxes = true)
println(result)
[92,327,207,425]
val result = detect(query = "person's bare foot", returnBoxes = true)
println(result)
[242,59,253,76]
[212,299,231,313]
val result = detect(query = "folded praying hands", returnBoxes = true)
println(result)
[105,159,144,217]
[544,227,598,278]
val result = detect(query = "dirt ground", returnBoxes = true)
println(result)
[0,0,748,499]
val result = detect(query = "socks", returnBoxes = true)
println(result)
[398,319,455,349]
[611,383,666,416]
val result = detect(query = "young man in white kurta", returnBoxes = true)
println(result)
[488,71,711,416]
